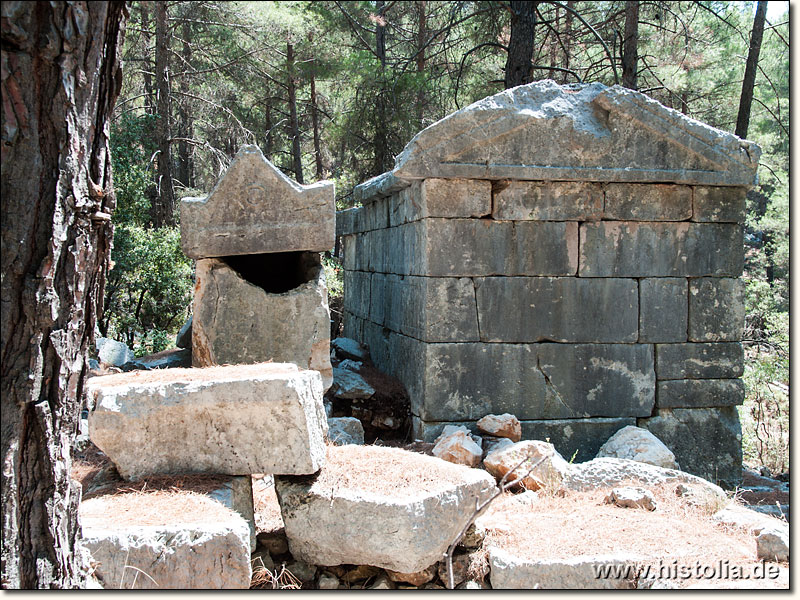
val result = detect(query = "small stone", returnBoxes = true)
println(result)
[459,523,486,550]
[477,414,522,442]
[369,574,396,589]
[331,337,369,362]
[257,530,289,557]
[483,437,515,459]
[596,426,679,470]
[483,440,571,491]
[605,487,657,511]
[332,367,375,400]
[386,565,437,586]
[317,573,340,589]
[338,359,362,372]
[176,316,192,349]
[285,560,316,582]
[342,565,381,583]
[96,337,135,367]
[432,430,482,467]
[757,528,789,562]
[327,417,365,446]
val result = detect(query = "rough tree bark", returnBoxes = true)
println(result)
[621,0,639,90]
[287,41,304,184]
[176,18,194,189]
[1,1,126,589]
[504,1,538,89]
[152,0,175,227]
[735,0,767,139]
[310,67,324,180]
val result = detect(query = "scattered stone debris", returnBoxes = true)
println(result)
[326,417,365,446]
[477,414,522,442]
[605,486,658,511]
[483,440,570,491]
[595,425,679,470]
[432,430,482,467]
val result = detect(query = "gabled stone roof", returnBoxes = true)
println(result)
[355,80,760,202]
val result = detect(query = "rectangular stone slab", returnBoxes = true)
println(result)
[180,145,334,258]
[491,181,603,221]
[389,179,491,226]
[639,278,688,343]
[475,277,638,343]
[656,379,745,408]
[655,343,744,379]
[603,183,692,221]
[692,186,746,223]
[86,362,327,480]
[579,222,743,277]
[688,277,745,342]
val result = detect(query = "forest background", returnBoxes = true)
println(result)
[106,0,789,473]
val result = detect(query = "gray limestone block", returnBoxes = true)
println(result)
[343,269,371,320]
[181,145,334,259]
[688,277,745,342]
[411,417,635,464]
[342,311,364,342]
[692,186,747,223]
[639,407,743,489]
[362,195,390,231]
[639,278,688,342]
[361,319,392,373]
[372,274,479,342]
[475,277,638,343]
[491,181,603,221]
[192,256,332,389]
[603,183,692,221]
[87,362,328,479]
[341,234,357,271]
[388,183,419,227]
[655,343,744,379]
[207,476,257,552]
[335,207,360,237]
[579,222,743,277]
[536,344,655,418]
[422,219,578,277]
[656,379,745,408]
[385,178,491,222]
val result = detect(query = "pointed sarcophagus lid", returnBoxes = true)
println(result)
[181,145,335,259]
[355,80,761,202]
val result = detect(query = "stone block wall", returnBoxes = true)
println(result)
[337,81,759,488]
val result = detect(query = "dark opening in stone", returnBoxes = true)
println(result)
[222,251,320,294]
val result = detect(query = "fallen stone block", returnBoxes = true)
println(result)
[87,362,327,480]
[596,425,679,470]
[712,504,789,537]
[477,414,521,442]
[80,494,252,589]
[756,528,789,562]
[605,487,657,511]
[180,145,334,259]
[207,476,256,552]
[96,337,135,367]
[432,430,482,467]
[331,367,375,400]
[192,254,332,390]
[483,441,570,491]
[326,417,365,446]
[488,547,637,589]
[275,445,496,573]
[331,337,369,362]
[121,348,192,371]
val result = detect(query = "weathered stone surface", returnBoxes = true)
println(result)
[460,522,487,550]
[483,437,515,460]
[604,486,657,511]
[332,367,375,400]
[121,348,192,371]
[341,311,363,342]
[87,363,327,479]
[82,519,251,589]
[355,81,759,187]
[639,278,688,343]
[492,181,603,221]
[370,273,479,342]
[343,270,371,320]
[579,222,743,277]
[757,528,789,562]
[604,183,692,221]
[286,560,317,582]
[712,504,788,536]
[275,446,497,573]
[326,417,365,446]
[655,343,744,379]
[477,414,521,442]
[208,476,257,552]
[476,278,638,342]
[176,316,192,349]
[596,425,679,469]
[96,337,135,367]
[337,359,362,372]
[639,407,742,489]
[483,441,571,491]
[688,277,745,342]
[180,145,334,258]
[336,206,360,237]
[656,379,745,408]
[564,457,726,499]
[692,186,746,223]
[192,255,332,390]
[488,547,637,589]
[317,573,340,589]
[331,337,369,362]
[413,417,636,464]
[390,179,492,225]
[432,430,483,467]
[386,565,437,587]
[434,424,482,447]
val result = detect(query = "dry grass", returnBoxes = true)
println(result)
[87,361,296,387]
[309,445,479,496]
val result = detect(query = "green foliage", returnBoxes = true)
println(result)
[110,112,157,225]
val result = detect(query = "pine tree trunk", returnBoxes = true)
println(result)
[622,1,639,90]
[287,42,304,184]
[735,0,767,139]
[153,0,175,227]
[310,69,324,180]
[140,1,154,115]
[504,1,537,89]
[176,19,193,188]
[1,1,126,588]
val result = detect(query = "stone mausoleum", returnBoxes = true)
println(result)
[337,80,760,488]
